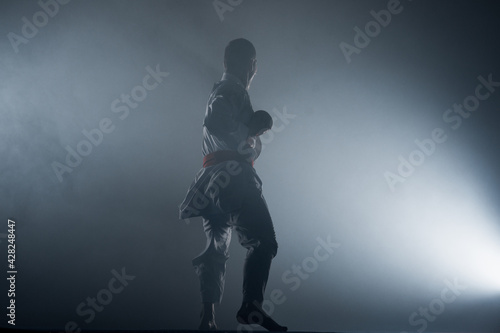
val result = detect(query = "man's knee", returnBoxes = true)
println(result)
[269,240,278,258]
[192,250,230,270]
[255,238,278,259]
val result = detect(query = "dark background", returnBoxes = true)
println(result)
[1,0,500,331]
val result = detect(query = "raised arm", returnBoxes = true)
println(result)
[203,85,251,148]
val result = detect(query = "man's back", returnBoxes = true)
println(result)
[202,72,254,156]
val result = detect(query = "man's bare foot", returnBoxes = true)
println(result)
[236,301,287,331]
[199,303,217,330]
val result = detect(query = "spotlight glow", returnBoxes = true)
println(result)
[399,172,500,293]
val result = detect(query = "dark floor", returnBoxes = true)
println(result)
[0,328,476,333]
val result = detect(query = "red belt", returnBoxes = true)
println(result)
[203,150,254,168]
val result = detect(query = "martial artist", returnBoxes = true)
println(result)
[179,38,287,331]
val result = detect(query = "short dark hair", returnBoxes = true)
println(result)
[224,38,256,72]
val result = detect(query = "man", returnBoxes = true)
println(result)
[179,38,287,331]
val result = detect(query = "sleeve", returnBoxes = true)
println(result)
[203,87,250,144]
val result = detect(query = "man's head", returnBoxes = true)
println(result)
[224,38,257,90]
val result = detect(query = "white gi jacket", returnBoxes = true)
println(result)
[179,73,263,220]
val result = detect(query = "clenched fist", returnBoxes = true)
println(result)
[247,110,273,137]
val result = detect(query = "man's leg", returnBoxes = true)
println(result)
[236,195,277,304]
[192,213,232,330]
[232,188,287,331]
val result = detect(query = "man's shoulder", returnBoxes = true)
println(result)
[213,77,246,97]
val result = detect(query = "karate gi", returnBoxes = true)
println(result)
[179,72,278,304]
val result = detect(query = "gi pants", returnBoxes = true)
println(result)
[191,180,278,305]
